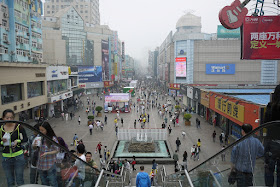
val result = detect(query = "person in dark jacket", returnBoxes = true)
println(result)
[264,84,280,187]
[0,109,28,187]
[136,166,151,187]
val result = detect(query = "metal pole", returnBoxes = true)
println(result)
[184,169,194,187]
[94,169,104,187]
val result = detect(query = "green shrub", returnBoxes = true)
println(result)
[88,115,95,120]
[95,106,103,113]
[183,113,192,121]
[175,105,181,110]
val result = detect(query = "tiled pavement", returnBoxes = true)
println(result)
[40,90,232,177]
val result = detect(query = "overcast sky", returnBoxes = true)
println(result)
[42,0,259,63]
[99,0,258,63]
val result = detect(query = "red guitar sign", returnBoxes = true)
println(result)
[219,0,251,29]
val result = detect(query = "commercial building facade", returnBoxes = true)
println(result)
[44,0,100,25]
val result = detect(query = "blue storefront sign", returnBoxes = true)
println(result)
[78,66,103,83]
[206,64,235,75]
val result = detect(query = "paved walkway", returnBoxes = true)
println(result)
[40,90,231,176]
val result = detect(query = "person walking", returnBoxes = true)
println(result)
[115,126,118,136]
[168,125,172,135]
[212,130,216,142]
[136,166,151,187]
[183,151,188,161]
[219,133,223,146]
[197,119,201,128]
[121,118,124,127]
[194,145,200,161]
[70,112,73,120]
[89,123,93,135]
[221,146,226,161]
[73,134,78,146]
[176,137,181,152]
[197,139,201,152]
[134,120,137,129]
[78,116,81,126]
[131,156,136,171]
[147,114,150,122]
[125,159,132,185]
[231,124,264,187]
[196,118,199,128]
[173,150,179,167]
[190,145,196,160]
[104,115,107,125]
[96,142,102,155]
[225,134,229,146]
[161,122,166,129]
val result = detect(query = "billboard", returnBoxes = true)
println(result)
[78,66,102,83]
[105,94,130,103]
[175,57,186,77]
[206,64,235,74]
[102,40,109,80]
[242,16,280,60]
[217,25,240,38]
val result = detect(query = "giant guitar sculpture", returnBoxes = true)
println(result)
[219,0,251,29]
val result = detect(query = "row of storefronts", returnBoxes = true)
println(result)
[180,85,268,139]
[0,64,117,121]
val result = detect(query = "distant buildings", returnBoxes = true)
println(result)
[44,0,100,26]
[153,13,279,94]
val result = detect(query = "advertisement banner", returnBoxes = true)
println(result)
[206,64,235,74]
[46,66,69,81]
[78,66,102,83]
[193,87,201,102]
[175,57,187,77]
[105,94,130,103]
[215,97,244,123]
[242,16,280,60]
[104,81,114,88]
[169,83,180,90]
[217,25,240,38]
[102,40,109,80]
[200,91,209,108]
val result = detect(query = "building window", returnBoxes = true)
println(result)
[3,34,8,42]
[2,20,7,27]
[47,11,50,14]
[80,10,83,13]
[85,10,88,13]
[27,82,43,98]
[47,80,68,94]
[1,84,23,105]
[47,5,50,8]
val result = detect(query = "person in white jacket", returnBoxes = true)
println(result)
[190,145,196,160]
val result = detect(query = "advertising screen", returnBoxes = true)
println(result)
[78,66,102,83]
[102,40,109,80]
[175,57,186,77]
[242,16,280,60]
[206,64,235,74]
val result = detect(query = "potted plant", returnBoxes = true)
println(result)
[183,113,192,126]
[95,106,103,117]
[87,115,94,126]
[175,105,181,111]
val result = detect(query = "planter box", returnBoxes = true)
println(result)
[97,113,102,117]
[185,121,191,126]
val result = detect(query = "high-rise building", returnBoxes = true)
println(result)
[0,0,47,120]
[44,0,100,26]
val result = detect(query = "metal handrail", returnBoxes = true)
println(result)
[209,170,221,187]
[66,169,79,187]
[94,169,104,187]
[184,169,194,187]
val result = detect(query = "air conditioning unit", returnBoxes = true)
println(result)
[11,51,15,55]
[31,24,34,28]
[15,29,18,32]
[27,32,30,36]
[27,54,31,57]
[5,27,9,31]
[16,41,19,45]
[28,56,31,60]
[3,13,8,18]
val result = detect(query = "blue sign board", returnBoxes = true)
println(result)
[206,64,235,75]
[78,66,103,83]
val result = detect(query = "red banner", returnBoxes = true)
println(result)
[175,57,187,62]
[242,16,280,60]
[104,81,114,88]
[169,83,180,90]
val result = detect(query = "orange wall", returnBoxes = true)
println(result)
[209,92,260,129]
